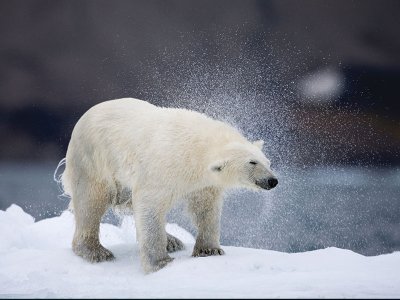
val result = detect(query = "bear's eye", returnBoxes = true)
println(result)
[211,165,223,172]
[249,160,258,165]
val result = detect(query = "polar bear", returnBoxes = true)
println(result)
[60,98,278,273]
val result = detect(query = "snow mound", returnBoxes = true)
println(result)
[1,205,399,298]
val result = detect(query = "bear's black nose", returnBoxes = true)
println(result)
[256,177,278,190]
[268,177,278,189]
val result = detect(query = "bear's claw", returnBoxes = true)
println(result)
[89,247,115,263]
[73,243,115,263]
[192,247,225,257]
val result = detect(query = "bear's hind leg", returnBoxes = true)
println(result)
[166,233,184,253]
[72,178,115,263]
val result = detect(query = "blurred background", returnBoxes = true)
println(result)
[0,0,399,256]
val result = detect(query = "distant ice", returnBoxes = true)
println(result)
[1,204,399,298]
[298,67,344,104]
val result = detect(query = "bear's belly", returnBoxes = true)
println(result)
[114,182,132,205]
[110,181,134,215]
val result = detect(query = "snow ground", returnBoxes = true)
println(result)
[1,205,399,298]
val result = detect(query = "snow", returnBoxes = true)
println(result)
[1,205,400,298]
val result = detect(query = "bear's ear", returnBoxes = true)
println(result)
[209,160,226,172]
[253,139,264,150]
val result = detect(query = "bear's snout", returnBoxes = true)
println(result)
[256,177,278,190]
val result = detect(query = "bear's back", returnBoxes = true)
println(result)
[81,98,245,144]
[71,97,248,163]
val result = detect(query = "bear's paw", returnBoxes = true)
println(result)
[73,243,115,263]
[166,233,185,253]
[192,247,225,257]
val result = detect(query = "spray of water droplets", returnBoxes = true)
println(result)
[117,29,399,255]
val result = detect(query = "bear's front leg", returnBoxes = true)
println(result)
[188,187,225,257]
[134,203,173,273]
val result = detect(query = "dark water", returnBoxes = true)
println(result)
[0,161,399,256]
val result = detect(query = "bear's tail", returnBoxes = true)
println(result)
[53,158,73,211]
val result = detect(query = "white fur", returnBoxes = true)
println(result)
[61,98,276,273]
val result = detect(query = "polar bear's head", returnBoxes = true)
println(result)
[208,140,278,191]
